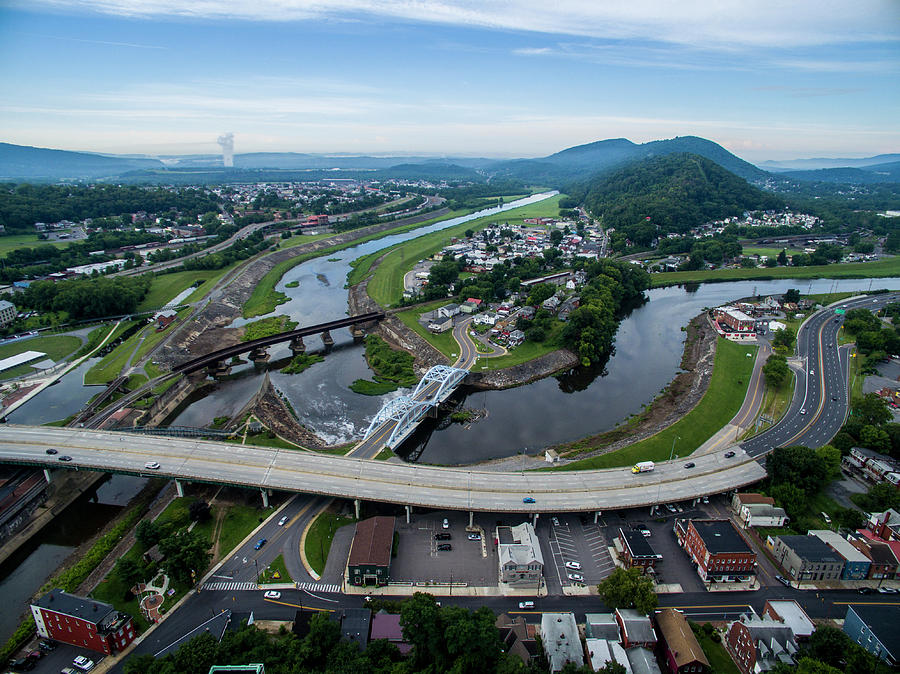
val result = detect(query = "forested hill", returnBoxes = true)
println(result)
[576,153,782,242]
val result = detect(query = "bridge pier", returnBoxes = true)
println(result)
[405,505,411,524]
[469,511,474,527]
[354,499,361,520]
[531,513,539,526]
[175,480,185,497]
[208,361,231,378]
[261,489,269,508]
[289,336,306,354]
[249,347,270,363]
[350,325,365,344]
[43,468,51,484]
[321,330,334,352]
[594,511,601,524]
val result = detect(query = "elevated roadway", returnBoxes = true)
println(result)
[0,425,764,512]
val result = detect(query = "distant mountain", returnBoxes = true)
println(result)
[778,160,900,184]
[576,153,781,241]
[0,142,164,180]
[760,154,900,171]
[489,135,766,185]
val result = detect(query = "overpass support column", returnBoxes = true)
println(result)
[405,505,411,524]
[692,498,699,507]
[354,499,361,520]
[175,480,184,497]
[649,504,656,516]
[261,489,269,508]
[531,513,539,526]
[469,512,474,527]
[594,511,601,524]
[43,469,51,484]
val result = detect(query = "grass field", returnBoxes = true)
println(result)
[550,338,757,470]
[0,233,72,256]
[394,303,459,359]
[0,335,82,379]
[367,195,565,307]
[741,246,803,257]
[305,512,355,576]
[216,504,267,558]
[473,339,561,370]
[133,309,190,364]
[137,270,224,312]
[651,256,900,287]
[696,631,740,674]
[83,321,144,385]
[259,554,291,583]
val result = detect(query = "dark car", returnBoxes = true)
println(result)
[434,533,451,540]
[38,641,55,652]
[724,451,736,458]
[8,657,35,671]
[58,455,72,462]
[437,543,452,551]
[684,462,695,469]
[45,448,58,455]
[254,538,267,550]
[857,587,875,594]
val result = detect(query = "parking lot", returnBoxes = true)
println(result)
[539,514,616,593]
[390,511,498,586]
[8,640,105,674]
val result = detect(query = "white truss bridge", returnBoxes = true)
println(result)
[362,365,469,449]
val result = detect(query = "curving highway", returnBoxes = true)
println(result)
[741,293,897,456]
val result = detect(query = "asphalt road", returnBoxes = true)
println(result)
[0,425,765,512]
[741,293,898,456]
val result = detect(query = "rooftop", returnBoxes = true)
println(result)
[33,589,115,625]
[541,613,583,672]
[348,516,395,568]
[616,609,657,645]
[808,530,871,564]
[619,528,658,559]
[778,535,844,563]
[765,600,814,639]
[846,605,900,659]
[690,519,753,555]
[654,609,709,669]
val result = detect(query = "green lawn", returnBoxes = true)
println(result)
[394,303,458,359]
[0,233,72,256]
[217,504,267,558]
[305,512,355,576]
[741,246,803,258]
[473,339,561,370]
[696,631,740,674]
[651,256,900,287]
[0,335,81,378]
[551,338,757,470]
[367,195,565,307]
[84,321,145,385]
[259,553,291,583]
[137,270,221,312]
[134,309,190,364]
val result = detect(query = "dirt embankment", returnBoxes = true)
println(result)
[549,314,718,460]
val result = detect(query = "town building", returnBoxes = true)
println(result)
[0,300,16,327]
[616,528,662,572]
[848,533,899,579]
[654,608,709,674]
[437,303,460,319]
[427,315,453,334]
[615,608,657,649]
[808,530,871,580]
[31,589,136,655]
[842,605,900,665]
[866,508,900,541]
[347,516,395,587]
[370,611,412,654]
[674,519,756,583]
[540,613,583,672]
[724,613,798,674]
[585,638,631,673]
[497,522,543,588]
[627,647,662,674]
[762,601,815,641]
[585,613,621,641]
[714,307,755,332]
[495,613,538,665]
[771,535,844,583]
[337,608,370,650]
[732,494,788,527]
[844,447,900,485]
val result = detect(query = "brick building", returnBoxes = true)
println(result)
[654,608,709,674]
[725,613,798,674]
[617,527,662,572]
[674,519,756,583]
[31,589,135,655]
[347,516,395,586]
[771,535,844,583]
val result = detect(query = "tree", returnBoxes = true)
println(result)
[815,445,841,480]
[772,326,796,352]
[115,557,145,590]
[852,393,892,426]
[188,500,212,522]
[806,625,849,668]
[771,483,808,522]
[766,446,828,495]
[400,592,443,669]
[158,530,211,586]
[777,249,789,266]
[526,283,555,306]
[135,519,163,549]
[763,354,790,388]
[783,288,801,303]
[597,567,657,614]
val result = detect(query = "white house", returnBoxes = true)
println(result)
[437,303,460,319]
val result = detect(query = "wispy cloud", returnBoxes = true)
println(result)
[28,0,900,49]
[21,32,166,49]
[752,85,867,98]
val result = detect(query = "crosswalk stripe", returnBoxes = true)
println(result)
[201,581,341,593]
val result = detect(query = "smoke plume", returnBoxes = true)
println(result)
[217,133,234,167]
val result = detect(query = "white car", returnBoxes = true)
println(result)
[73,656,95,672]
[518,601,535,609]
[639,528,652,537]
[144,461,160,470]
[565,561,582,570]
[278,516,289,526]
[567,572,584,582]
[800,408,806,415]
[263,590,281,599]
[442,518,449,529]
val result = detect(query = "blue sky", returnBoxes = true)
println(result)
[1,1,898,162]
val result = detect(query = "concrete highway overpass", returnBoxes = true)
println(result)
[0,425,765,513]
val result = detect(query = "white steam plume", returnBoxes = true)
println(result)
[217,133,234,167]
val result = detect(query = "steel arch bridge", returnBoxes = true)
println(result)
[362,365,468,448]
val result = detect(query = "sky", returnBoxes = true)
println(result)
[0,0,898,162]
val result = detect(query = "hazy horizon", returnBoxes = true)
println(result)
[2,1,898,163]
